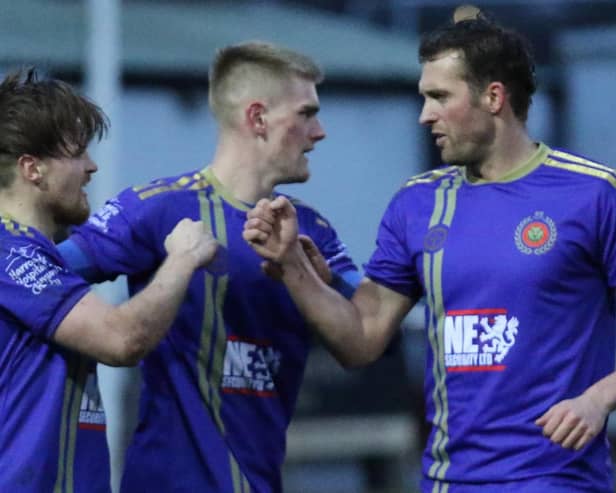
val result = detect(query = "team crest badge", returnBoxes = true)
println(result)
[424,225,448,253]
[514,211,557,255]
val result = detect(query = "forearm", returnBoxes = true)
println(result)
[280,245,384,367]
[244,196,404,366]
[330,270,361,299]
[109,254,196,364]
[584,371,616,414]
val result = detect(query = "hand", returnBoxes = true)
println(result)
[298,234,332,284]
[535,390,609,450]
[261,235,332,284]
[164,218,219,268]
[243,196,299,262]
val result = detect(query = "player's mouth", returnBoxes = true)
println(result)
[302,147,315,162]
[81,179,90,198]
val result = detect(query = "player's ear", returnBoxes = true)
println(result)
[246,101,267,137]
[484,81,506,115]
[17,154,45,185]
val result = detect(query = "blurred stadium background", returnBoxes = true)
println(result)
[2,1,616,492]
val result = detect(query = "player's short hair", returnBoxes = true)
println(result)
[0,67,108,188]
[208,41,323,127]
[419,8,536,122]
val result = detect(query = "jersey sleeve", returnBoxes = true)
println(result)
[363,189,423,299]
[598,183,616,287]
[57,237,103,282]
[68,191,160,281]
[294,201,358,277]
[0,237,90,339]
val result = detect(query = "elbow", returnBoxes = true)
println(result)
[102,331,149,367]
[116,340,148,367]
[98,350,143,368]
[338,358,363,370]
[334,348,379,370]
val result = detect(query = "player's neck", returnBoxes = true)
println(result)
[473,127,537,182]
[208,148,275,206]
[0,191,55,239]
[209,164,274,205]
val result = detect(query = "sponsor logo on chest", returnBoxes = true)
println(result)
[444,309,519,372]
[79,372,106,431]
[221,336,281,397]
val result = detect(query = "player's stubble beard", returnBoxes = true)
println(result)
[51,198,91,232]
[274,156,310,185]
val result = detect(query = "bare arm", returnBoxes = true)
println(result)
[282,251,414,367]
[243,197,416,367]
[53,218,218,366]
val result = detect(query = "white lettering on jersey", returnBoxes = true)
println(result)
[222,337,281,396]
[88,198,122,233]
[79,372,106,429]
[5,244,62,295]
[443,310,519,372]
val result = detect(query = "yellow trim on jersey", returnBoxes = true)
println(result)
[423,174,463,487]
[134,171,208,200]
[465,143,549,185]
[188,171,212,190]
[550,149,612,170]
[0,216,34,237]
[209,278,228,430]
[197,192,226,431]
[230,454,253,493]
[196,190,252,492]
[64,359,89,493]
[53,357,88,493]
[405,166,459,188]
[544,156,616,188]
[53,364,74,493]
[433,480,450,493]
[201,167,253,211]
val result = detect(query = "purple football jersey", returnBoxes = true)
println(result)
[365,143,615,492]
[68,167,358,493]
[0,218,110,493]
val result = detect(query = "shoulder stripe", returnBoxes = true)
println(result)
[551,149,608,168]
[405,166,459,188]
[0,217,34,237]
[135,171,208,200]
[549,150,616,178]
[544,157,616,188]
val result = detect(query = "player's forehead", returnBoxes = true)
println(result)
[277,76,320,107]
[419,50,467,93]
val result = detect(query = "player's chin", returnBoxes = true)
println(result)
[279,168,310,185]
[295,170,310,183]
[298,161,311,181]
[68,202,91,226]
[440,147,454,163]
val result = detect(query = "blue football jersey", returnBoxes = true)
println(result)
[365,143,616,492]
[0,217,110,493]
[68,167,358,493]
